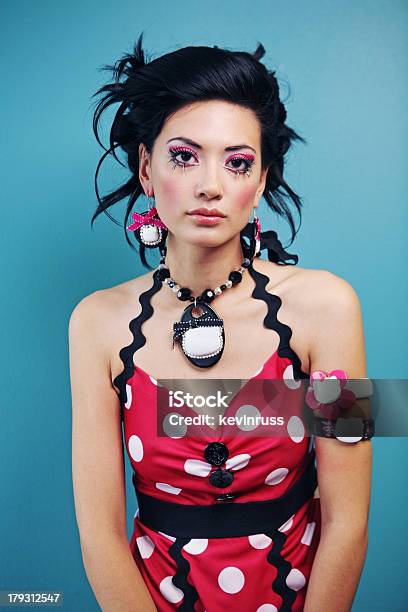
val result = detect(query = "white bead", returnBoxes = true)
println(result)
[214,287,222,295]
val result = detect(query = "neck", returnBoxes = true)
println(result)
[163,234,248,295]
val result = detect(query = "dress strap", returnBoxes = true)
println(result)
[113,270,163,412]
[247,263,309,380]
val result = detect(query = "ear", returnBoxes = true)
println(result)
[138,143,153,196]
[254,166,269,204]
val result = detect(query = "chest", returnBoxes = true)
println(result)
[111,283,310,386]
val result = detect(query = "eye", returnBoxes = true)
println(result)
[168,146,198,169]
[226,155,255,175]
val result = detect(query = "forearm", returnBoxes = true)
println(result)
[81,532,157,612]
[303,523,368,612]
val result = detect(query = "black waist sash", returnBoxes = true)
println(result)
[133,457,318,539]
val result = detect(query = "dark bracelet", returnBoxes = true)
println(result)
[313,416,375,443]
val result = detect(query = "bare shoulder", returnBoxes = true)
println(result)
[260,259,361,309]
[68,272,154,358]
[293,266,362,313]
[259,259,363,349]
[69,272,152,321]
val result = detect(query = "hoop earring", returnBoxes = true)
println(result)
[127,194,168,248]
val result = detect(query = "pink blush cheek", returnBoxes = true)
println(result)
[235,186,257,210]
[160,178,183,203]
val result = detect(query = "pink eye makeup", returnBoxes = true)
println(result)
[167,146,256,176]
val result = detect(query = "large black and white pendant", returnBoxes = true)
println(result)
[173,302,225,368]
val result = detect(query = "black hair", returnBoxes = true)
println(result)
[91,32,307,269]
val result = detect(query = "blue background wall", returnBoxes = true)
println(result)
[1,0,407,609]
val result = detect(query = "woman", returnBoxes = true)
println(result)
[69,33,373,611]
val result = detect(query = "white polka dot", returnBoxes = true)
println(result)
[136,535,155,559]
[301,522,316,546]
[283,365,302,389]
[336,435,363,443]
[184,459,212,477]
[278,514,294,532]
[128,435,144,462]
[235,404,261,431]
[158,531,176,542]
[287,416,305,443]
[159,575,184,603]
[218,566,245,594]
[265,467,289,485]
[256,605,278,612]
[286,568,306,591]
[183,539,208,555]
[248,534,272,549]
[162,413,187,438]
[155,482,182,495]
[124,384,132,409]
[225,453,251,471]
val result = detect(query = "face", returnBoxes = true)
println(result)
[138,100,268,248]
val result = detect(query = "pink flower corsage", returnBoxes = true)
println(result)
[305,370,356,419]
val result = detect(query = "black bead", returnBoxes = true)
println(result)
[220,284,227,290]
[209,468,234,488]
[177,287,192,301]
[242,258,251,268]
[200,289,215,303]
[168,281,175,288]
[228,271,242,284]
[156,268,170,281]
[204,441,229,466]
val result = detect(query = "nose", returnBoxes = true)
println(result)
[194,159,223,200]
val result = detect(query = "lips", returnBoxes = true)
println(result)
[188,207,226,217]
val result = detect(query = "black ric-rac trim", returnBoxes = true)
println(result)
[247,262,309,380]
[266,529,298,611]
[113,270,163,414]
[168,538,200,611]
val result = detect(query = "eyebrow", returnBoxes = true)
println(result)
[166,136,257,154]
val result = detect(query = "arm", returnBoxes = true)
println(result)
[303,272,372,612]
[69,292,157,612]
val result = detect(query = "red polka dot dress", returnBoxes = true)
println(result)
[114,264,321,611]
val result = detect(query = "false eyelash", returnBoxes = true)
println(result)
[227,154,256,174]
[167,147,256,175]
[168,147,196,169]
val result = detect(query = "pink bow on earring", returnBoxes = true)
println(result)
[305,369,356,419]
[127,207,167,231]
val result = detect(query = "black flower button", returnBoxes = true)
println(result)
[209,468,234,488]
[204,442,229,466]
